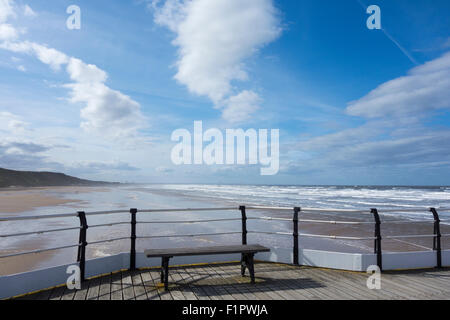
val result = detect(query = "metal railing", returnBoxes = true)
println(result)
[0,206,449,279]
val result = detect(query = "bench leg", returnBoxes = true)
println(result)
[241,254,247,276]
[247,254,255,284]
[161,257,170,290]
[160,258,165,283]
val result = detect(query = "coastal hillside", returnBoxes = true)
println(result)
[0,168,116,188]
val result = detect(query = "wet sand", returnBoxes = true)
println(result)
[0,186,105,275]
[0,242,54,276]
[0,186,113,214]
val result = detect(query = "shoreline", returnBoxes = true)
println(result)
[0,186,112,275]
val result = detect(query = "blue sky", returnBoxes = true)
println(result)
[0,0,449,185]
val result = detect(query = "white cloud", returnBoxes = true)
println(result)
[66,82,144,138]
[0,23,17,40]
[0,0,17,41]
[31,42,69,71]
[347,52,450,118]
[0,2,147,141]
[222,90,260,123]
[17,64,25,72]
[67,57,107,83]
[0,41,69,70]
[0,111,28,133]
[150,0,281,122]
[0,0,15,23]
[23,4,36,17]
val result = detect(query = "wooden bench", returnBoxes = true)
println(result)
[145,244,270,290]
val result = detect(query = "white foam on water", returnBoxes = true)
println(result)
[150,184,450,219]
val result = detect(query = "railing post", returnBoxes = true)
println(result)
[430,208,442,268]
[130,208,137,271]
[240,206,247,245]
[371,208,382,271]
[239,206,248,277]
[77,211,88,282]
[293,207,300,265]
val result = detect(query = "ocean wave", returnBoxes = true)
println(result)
[149,184,450,219]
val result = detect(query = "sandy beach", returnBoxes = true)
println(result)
[0,187,104,275]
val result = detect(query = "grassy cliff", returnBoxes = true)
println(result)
[0,168,116,188]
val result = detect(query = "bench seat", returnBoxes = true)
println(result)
[145,244,269,257]
[145,244,270,290]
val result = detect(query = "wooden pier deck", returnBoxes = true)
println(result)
[14,262,450,300]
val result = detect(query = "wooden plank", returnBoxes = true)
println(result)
[336,270,400,300]
[131,271,148,300]
[213,264,261,300]
[392,273,448,295]
[60,286,76,301]
[122,271,135,300]
[145,244,269,258]
[49,286,65,300]
[253,264,316,300]
[311,268,380,300]
[278,269,331,300]
[309,269,375,300]
[10,262,450,301]
[141,270,161,300]
[176,268,199,300]
[73,280,89,300]
[254,264,312,300]
[98,274,111,300]
[204,265,237,300]
[18,287,54,301]
[146,268,173,300]
[86,277,101,300]
[110,272,123,300]
[201,264,235,300]
[167,269,187,300]
[182,266,212,300]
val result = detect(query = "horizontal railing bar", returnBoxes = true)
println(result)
[84,210,130,216]
[137,232,242,239]
[89,222,130,228]
[137,218,242,224]
[298,219,373,225]
[441,234,450,237]
[246,206,297,211]
[383,220,434,224]
[301,208,370,214]
[248,231,292,236]
[0,212,78,222]
[0,209,131,222]
[377,208,443,213]
[299,233,376,240]
[0,226,81,238]
[138,207,238,213]
[384,234,435,239]
[88,237,130,245]
[0,243,81,259]
[247,216,292,221]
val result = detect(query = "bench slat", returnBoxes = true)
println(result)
[145,244,269,258]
